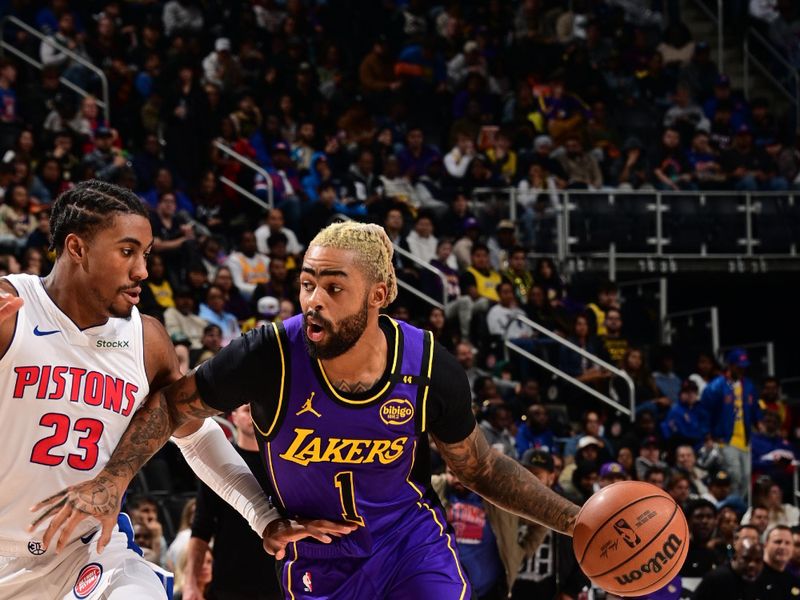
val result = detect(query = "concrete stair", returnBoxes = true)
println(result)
[679,0,790,111]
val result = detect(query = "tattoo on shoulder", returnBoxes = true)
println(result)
[433,427,578,535]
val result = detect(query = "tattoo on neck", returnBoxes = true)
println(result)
[331,377,380,393]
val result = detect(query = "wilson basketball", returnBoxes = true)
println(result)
[573,481,689,597]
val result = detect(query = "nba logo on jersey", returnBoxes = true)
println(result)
[73,563,103,598]
[302,571,313,592]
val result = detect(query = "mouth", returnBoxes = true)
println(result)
[306,322,325,342]
[122,287,141,304]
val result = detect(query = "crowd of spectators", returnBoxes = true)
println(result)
[1,1,799,598]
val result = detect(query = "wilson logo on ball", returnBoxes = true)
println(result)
[613,533,684,586]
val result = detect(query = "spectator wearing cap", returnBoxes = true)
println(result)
[509,448,590,599]
[557,136,603,190]
[447,40,489,89]
[253,295,280,329]
[703,75,749,130]
[635,435,669,480]
[482,220,515,273]
[662,379,708,448]
[701,348,761,499]
[162,0,204,37]
[598,461,628,488]
[164,286,208,351]
[703,470,746,515]
[81,127,128,183]
[262,142,302,228]
[202,38,241,92]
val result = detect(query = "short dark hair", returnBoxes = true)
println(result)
[471,242,489,255]
[765,524,792,542]
[49,180,148,255]
[684,498,717,519]
[203,324,222,335]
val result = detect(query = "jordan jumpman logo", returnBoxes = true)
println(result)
[296,392,322,417]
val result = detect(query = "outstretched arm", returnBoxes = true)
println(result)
[433,425,579,535]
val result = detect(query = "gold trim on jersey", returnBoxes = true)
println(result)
[250,322,286,438]
[315,317,400,404]
[417,501,468,600]
[421,330,434,432]
[286,541,298,600]
[266,441,287,510]
[405,440,423,498]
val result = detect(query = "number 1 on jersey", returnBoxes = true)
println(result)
[334,471,365,526]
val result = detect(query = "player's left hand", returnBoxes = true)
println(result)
[262,518,359,560]
[28,473,124,554]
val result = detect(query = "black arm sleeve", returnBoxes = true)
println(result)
[195,324,283,415]
[190,480,222,543]
[425,342,477,444]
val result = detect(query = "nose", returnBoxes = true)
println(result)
[132,253,148,282]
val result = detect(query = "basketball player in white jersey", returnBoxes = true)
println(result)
[0,181,350,599]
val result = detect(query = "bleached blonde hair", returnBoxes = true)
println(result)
[309,221,398,307]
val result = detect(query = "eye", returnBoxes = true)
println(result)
[301,280,314,291]
[329,285,342,294]
[121,248,133,257]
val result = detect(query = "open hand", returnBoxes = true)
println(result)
[262,518,358,560]
[0,289,23,325]
[29,474,123,554]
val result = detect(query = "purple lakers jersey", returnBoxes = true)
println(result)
[260,314,434,557]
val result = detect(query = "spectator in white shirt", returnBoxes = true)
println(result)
[404,213,438,264]
[254,207,303,257]
[444,131,476,180]
[487,280,534,339]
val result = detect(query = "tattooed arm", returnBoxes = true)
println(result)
[432,425,579,535]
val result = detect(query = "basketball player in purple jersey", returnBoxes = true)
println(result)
[35,222,580,599]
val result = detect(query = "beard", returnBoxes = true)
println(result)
[303,295,369,360]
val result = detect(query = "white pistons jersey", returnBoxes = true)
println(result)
[0,274,149,557]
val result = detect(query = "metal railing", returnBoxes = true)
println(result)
[213,140,273,210]
[743,28,800,133]
[392,243,448,309]
[468,188,800,269]
[505,314,636,421]
[0,16,110,124]
[663,306,720,358]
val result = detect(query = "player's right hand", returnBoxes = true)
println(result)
[28,473,124,554]
[0,289,23,325]
[262,518,359,560]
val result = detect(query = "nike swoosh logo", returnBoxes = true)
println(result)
[33,326,60,336]
[80,531,96,544]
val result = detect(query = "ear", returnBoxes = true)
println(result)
[371,282,388,309]
[63,233,86,263]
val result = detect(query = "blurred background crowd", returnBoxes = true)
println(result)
[1,0,800,598]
